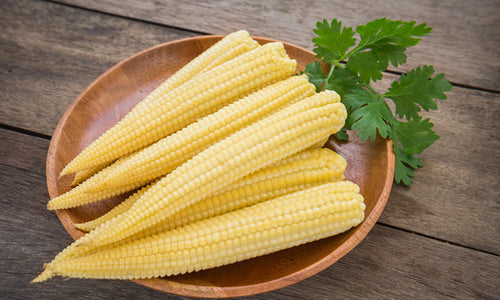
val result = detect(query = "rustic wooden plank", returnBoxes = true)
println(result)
[55,0,500,91]
[0,0,197,136]
[1,128,498,299]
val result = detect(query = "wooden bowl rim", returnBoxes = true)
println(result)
[46,34,395,298]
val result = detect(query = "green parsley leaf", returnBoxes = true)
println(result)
[385,65,452,119]
[345,89,395,141]
[356,18,431,50]
[303,61,326,92]
[391,117,439,154]
[372,43,407,68]
[304,18,451,186]
[393,144,423,185]
[312,19,356,63]
[346,51,386,83]
[391,118,439,185]
[346,19,432,83]
[323,68,360,99]
[334,127,349,140]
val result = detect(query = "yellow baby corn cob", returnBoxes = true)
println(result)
[85,90,346,247]
[61,30,258,178]
[34,182,364,281]
[39,90,346,267]
[48,75,315,209]
[130,165,349,242]
[47,155,133,210]
[91,74,316,194]
[59,38,292,178]
[67,31,259,182]
[75,148,346,232]
[71,164,106,186]
[74,181,156,232]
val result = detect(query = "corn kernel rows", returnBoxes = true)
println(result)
[61,30,258,178]
[36,34,364,283]
[46,91,345,269]
[40,183,364,280]
[60,41,293,177]
[52,73,312,210]
[80,150,347,241]
[92,92,345,248]
[75,148,345,232]
[39,91,347,271]
[48,45,297,210]
[68,150,347,263]
[90,75,316,194]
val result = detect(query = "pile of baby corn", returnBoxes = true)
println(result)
[34,30,365,282]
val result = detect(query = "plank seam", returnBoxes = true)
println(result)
[45,0,210,36]
[0,123,51,140]
[378,222,499,257]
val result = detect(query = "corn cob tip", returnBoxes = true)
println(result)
[73,223,89,232]
[59,159,93,178]
[232,29,250,36]
[70,165,103,186]
[323,89,341,102]
[46,199,59,210]
[261,41,288,58]
[31,266,53,283]
[58,163,87,180]
[58,167,70,179]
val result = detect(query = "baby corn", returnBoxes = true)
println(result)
[75,148,346,232]
[48,75,315,209]
[60,37,292,177]
[91,75,316,194]
[83,90,346,248]
[35,32,367,285]
[34,182,364,281]
[40,90,346,267]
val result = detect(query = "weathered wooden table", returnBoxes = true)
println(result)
[1,0,498,299]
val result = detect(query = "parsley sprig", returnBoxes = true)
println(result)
[304,18,452,186]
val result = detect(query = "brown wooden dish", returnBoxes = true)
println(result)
[46,35,395,298]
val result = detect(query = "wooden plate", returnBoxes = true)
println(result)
[46,35,395,298]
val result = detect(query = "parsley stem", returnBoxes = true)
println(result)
[332,61,344,69]
[342,45,363,62]
[322,63,336,91]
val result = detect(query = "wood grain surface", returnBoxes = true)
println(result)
[1,0,499,298]
[55,0,500,91]
[0,0,197,136]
